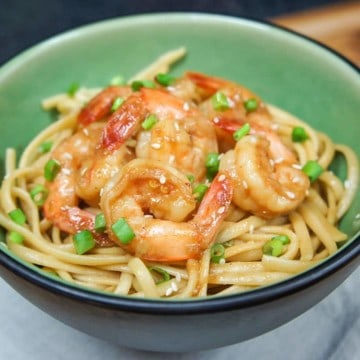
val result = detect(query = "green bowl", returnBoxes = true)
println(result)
[0,13,359,352]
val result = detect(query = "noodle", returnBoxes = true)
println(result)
[0,48,358,299]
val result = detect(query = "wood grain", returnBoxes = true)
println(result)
[272,1,360,66]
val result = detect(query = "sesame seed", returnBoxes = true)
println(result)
[171,282,178,292]
[63,152,73,160]
[249,224,254,234]
[174,121,180,131]
[175,273,181,282]
[219,258,226,264]
[274,157,284,164]
[83,128,89,136]
[99,188,104,196]
[217,206,225,214]
[159,175,166,184]
[165,288,173,296]
[62,168,71,175]
[213,117,220,124]
[218,174,226,182]
[169,155,175,164]
[151,143,161,149]
[292,176,300,183]
[269,159,275,167]
[183,102,190,111]
[271,123,280,131]
[242,180,248,189]
[292,163,302,170]
[285,191,296,199]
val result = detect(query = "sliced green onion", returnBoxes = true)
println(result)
[244,98,258,112]
[186,174,195,183]
[262,238,284,257]
[110,75,126,86]
[292,126,309,142]
[141,114,158,130]
[193,184,209,202]
[271,235,290,245]
[111,97,124,112]
[44,159,61,181]
[112,218,135,244]
[233,123,251,141]
[210,243,225,263]
[9,231,24,244]
[155,73,176,86]
[73,230,96,255]
[8,208,27,225]
[211,91,230,111]
[302,160,324,183]
[94,213,106,233]
[206,152,220,180]
[38,141,53,154]
[131,80,156,91]
[149,266,171,284]
[30,184,48,206]
[67,82,80,97]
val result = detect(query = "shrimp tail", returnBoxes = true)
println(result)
[78,86,131,126]
[101,93,147,151]
[193,171,233,248]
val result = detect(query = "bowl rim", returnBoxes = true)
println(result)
[0,12,359,315]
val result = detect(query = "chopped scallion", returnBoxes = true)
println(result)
[111,97,124,112]
[112,218,135,244]
[94,213,106,233]
[44,159,61,181]
[73,230,96,255]
[244,98,258,112]
[149,266,171,284]
[38,141,53,154]
[30,184,48,206]
[210,243,225,263]
[302,160,324,182]
[8,208,27,225]
[233,123,251,141]
[271,235,290,245]
[155,73,176,86]
[186,174,195,183]
[292,126,309,142]
[110,75,126,86]
[141,114,158,130]
[9,231,24,244]
[67,82,80,97]
[193,184,209,202]
[262,238,284,257]
[211,92,230,111]
[131,80,156,91]
[205,152,220,180]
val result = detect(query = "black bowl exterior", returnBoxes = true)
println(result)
[0,251,359,352]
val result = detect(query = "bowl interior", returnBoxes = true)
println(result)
[0,13,359,294]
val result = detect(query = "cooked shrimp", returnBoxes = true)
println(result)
[43,123,110,245]
[220,134,310,219]
[102,87,218,181]
[100,159,233,261]
[185,71,272,152]
[77,85,132,126]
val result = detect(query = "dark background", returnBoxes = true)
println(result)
[1,0,342,66]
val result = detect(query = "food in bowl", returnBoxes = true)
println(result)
[0,48,358,299]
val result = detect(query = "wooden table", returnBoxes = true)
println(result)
[272,1,360,66]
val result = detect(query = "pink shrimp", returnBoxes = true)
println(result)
[101,87,218,182]
[100,159,233,261]
[185,71,273,152]
[43,123,111,245]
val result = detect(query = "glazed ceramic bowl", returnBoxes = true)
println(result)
[0,13,359,353]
